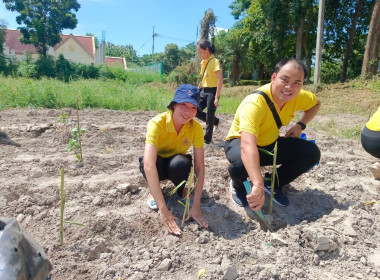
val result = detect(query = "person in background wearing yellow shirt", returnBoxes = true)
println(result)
[361,105,380,180]
[225,58,321,210]
[139,84,209,235]
[196,39,223,147]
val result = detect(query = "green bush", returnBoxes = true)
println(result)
[17,54,36,78]
[98,64,115,80]
[167,61,199,86]
[74,63,99,79]
[56,54,72,82]
[35,55,56,78]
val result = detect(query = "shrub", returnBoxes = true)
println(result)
[167,61,199,86]
[56,54,72,82]
[17,54,36,78]
[35,55,56,78]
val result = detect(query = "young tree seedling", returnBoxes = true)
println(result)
[258,141,279,215]
[60,167,84,246]
[65,97,85,164]
[170,167,195,229]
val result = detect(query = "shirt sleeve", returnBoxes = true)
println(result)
[297,90,318,111]
[192,121,204,148]
[238,100,266,138]
[212,58,221,73]
[145,119,160,146]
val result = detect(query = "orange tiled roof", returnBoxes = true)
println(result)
[4,28,95,57]
[105,56,124,64]
[5,29,36,54]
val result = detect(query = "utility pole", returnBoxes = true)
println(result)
[314,0,325,92]
[152,26,158,64]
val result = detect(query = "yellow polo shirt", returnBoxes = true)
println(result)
[366,106,380,131]
[146,111,204,158]
[226,83,318,146]
[200,54,221,88]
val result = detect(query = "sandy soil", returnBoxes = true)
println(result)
[1,108,379,280]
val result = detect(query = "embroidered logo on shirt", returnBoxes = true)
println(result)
[182,137,190,146]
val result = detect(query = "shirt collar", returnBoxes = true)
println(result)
[201,54,215,66]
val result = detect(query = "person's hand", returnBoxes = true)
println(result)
[186,206,209,228]
[284,124,302,138]
[214,97,219,107]
[246,186,265,211]
[158,207,181,235]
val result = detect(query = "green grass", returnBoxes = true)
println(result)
[1,74,379,139]
[0,76,175,112]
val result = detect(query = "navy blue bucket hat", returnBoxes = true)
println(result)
[167,84,200,110]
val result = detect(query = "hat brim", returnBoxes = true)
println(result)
[167,99,200,110]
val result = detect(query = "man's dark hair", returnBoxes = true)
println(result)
[275,58,308,79]
[197,39,216,54]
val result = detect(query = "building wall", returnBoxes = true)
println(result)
[55,38,94,65]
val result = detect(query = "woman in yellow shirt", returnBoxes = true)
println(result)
[139,84,209,235]
[196,39,223,146]
[361,105,380,180]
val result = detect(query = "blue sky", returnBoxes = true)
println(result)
[0,0,238,56]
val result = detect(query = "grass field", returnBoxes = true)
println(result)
[0,75,379,138]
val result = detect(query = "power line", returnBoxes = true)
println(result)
[157,34,193,43]
[138,36,152,51]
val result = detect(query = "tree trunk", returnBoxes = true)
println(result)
[361,0,380,78]
[296,18,305,60]
[303,28,311,82]
[231,55,241,86]
[258,63,264,81]
[340,0,364,83]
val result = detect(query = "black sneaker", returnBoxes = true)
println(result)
[264,185,289,206]
[230,180,248,207]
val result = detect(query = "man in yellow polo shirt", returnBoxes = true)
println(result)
[225,58,321,209]
[361,105,380,180]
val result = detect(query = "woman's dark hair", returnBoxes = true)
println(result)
[275,58,308,79]
[197,39,215,54]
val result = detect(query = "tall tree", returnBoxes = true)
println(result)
[3,0,80,56]
[215,24,250,85]
[200,8,216,40]
[340,0,365,82]
[229,0,251,19]
[361,0,380,78]
[324,0,374,80]
[163,44,180,74]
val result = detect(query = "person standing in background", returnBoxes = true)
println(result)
[196,39,223,148]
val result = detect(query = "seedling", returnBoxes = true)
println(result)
[66,127,86,163]
[258,141,278,214]
[65,97,85,163]
[170,167,195,229]
[59,112,68,124]
[60,167,84,246]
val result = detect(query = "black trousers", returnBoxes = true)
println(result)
[361,126,380,158]
[139,154,192,195]
[196,87,219,144]
[224,137,321,192]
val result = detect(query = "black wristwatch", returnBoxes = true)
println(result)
[297,121,306,130]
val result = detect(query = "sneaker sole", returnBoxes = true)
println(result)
[146,199,158,210]
[229,180,247,207]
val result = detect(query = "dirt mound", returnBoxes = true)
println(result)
[1,108,379,279]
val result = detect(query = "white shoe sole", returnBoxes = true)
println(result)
[146,199,158,210]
